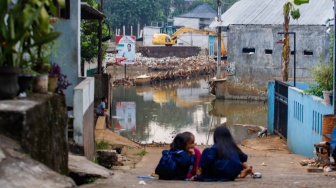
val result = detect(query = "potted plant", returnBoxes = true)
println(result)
[0,0,28,99]
[17,60,37,97]
[48,62,72,94]
[0,0,63,98]
[48,62,61,93]
[57,71,72,95]
[24,0,62,94]
[306,55,333,104]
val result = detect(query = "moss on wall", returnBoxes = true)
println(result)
[0,94,68,175]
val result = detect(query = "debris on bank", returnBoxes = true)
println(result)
[300,158,336,173]
[106,53,222,86]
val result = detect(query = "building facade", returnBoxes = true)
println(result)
[210,0,333,99]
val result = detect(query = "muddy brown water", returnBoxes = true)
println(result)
[108,69,267,145]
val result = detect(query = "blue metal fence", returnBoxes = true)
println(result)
[268,81,333,158]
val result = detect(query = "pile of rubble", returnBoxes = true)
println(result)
[106,52,220,86]
[300,158,336,172]
[95,149,131,169]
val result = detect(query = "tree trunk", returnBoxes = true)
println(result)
[282,2,292,82]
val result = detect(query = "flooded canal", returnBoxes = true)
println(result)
[110,76,267,145]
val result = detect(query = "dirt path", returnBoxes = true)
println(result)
[83,135,336,187]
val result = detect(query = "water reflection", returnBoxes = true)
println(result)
[115,102,136,131]
[111,76,267,145]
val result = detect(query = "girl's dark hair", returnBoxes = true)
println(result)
[213,126,243,160]
[101,97,107,101]
[170,131,194,150]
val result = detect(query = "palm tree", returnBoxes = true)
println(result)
[281,1,300,81]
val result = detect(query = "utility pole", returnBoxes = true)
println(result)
[216,0,222,78]
[332,0,336,114]
[97,0,104,74]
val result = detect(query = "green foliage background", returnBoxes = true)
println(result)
[80,0,238,64]
[305,31,334,97]
[81,0,109,65]
[101,0,237,37]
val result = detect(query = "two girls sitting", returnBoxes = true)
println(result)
[154,126,253,181]
[154,132,201,180]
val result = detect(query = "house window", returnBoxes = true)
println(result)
[303,50,313,56]
[242,48,255,54]
[265,49,273,54]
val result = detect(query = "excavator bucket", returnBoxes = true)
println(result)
[138,46,201,58]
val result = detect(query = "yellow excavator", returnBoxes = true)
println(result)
[151,26,226,58]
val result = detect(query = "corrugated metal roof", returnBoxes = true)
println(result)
[210,0,333,27]
[178,3,217,19]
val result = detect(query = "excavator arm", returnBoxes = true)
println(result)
[148,27,226,58]
[170,27,217,40]
[220,34,226,57]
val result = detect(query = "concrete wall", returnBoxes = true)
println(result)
[287,86,333,158]
[94,74,110,108]
[143,16,216,50]
[215,76,268,100]
[174,34,211,48]
[143,26,160,46]
[199,18,214,27]
[83,59,110,77]
[0,94,69,175]
[268,81,333,158]
[225,25,331,98]
[52,0,81,107]
[174,17,200,29]
[73,77,95,160]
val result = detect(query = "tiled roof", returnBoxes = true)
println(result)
[178,3,217,19]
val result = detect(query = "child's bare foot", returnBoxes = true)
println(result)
[238,166,253,178]
[151,173,159,177]
[196,168,202,176]
[190,176,195,181]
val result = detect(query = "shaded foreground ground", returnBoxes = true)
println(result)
[82,135,336,188]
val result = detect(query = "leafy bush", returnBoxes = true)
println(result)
[305,55,333,97]
[305,29,333,97]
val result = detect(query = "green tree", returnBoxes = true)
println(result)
[171,0,187,17]
[81,0,108,74]
[222,0,238,12]
[186,0,238,14]
[103,0,163,29]
[281,1,300,81]
[306,31,334,97]
[159,0,172,20]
